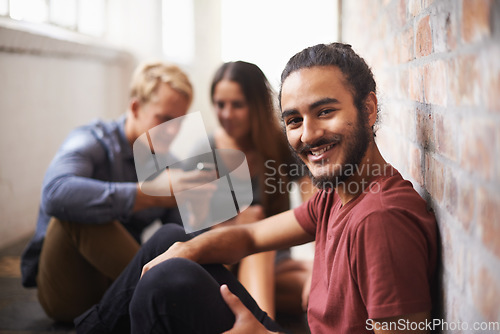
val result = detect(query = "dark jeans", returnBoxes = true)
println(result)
[74,223,283,334]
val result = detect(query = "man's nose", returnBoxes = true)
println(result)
[301,117,323,145]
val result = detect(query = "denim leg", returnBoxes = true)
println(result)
[75,224,190,334]
[129,258,284,334]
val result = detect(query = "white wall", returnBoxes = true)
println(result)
[0,18,135,248]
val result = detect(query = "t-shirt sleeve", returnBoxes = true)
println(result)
[351,209,433,320]
[293,190,323,236]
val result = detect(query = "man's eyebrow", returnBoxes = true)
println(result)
[281,97,340,119]
[310,97,340,110]
[281,109,299,119]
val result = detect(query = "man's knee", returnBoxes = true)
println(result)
[135,258,205,301]
[140,257,199,290]
[130,258,201,315]
[144,223,190,255]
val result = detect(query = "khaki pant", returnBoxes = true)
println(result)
[36,218,140,322]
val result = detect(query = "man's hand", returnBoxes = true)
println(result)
[134,167,217,211]
[168,168,217,193]
[140,241,193,278]
[220,284,279,334]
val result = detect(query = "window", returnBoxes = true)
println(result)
[78,0,105,36]
[3,0,107,37]
[10,0,48,23]
[162,0,195,64]
[0,0,10,16]
[220,0,339,89]
[50,0,77,30]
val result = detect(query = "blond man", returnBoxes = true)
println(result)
[21,62,194,322]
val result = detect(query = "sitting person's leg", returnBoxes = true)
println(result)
[37,218,140,322]
[275,258,313,315]
[130,258,283,334]
[75,223,190,333]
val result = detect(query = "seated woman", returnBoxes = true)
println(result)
[206,61,313,318]
[75,61,314,333]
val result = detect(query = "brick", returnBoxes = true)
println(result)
[397,27,414,63]
[377,70,393,99]
[410,144,424,186]
[446,292,466,334]
[462,0,492,43]
[439,280,458,329]
[378,12,389,42]
[409,0,422,17]
[399,105,416,142]
[483,45,500,112]
[423,60,447,106]
[432,12,454,53]
[424,154,445,203]
[497,123,500,181]
[471,265,500,322]
[432,13,447,54]
[439,220,466,289]
[416,15,432,57]
[459,118,495,180]
[444,167,458,215]
[446,11,458,50]
[477,187,500,259]
[384,0,403,31]
[399,140,411,175]
[423,0,435,8]
[397,68,410,100]
[409,66,424,102]
[377,130,401,168]
[447,55,482,106]
[416,106,434,150]
[375,131,389,156]
[379,102,399,133]
[457,179,475,231]
[493,0,500,35]
[434,113,457,161]
[397,0,407,28]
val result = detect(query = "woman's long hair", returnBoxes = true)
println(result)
[211,61,294,216]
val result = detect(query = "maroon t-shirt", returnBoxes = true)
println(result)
[294,167,437,333]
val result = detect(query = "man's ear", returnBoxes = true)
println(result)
[130,99,141,118]
[364,92,378,128]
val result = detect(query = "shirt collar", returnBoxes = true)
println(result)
[118,114,134,161]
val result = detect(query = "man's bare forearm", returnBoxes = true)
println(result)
[141,224,258,278]
[181,210,311,265]
[141,211,312,277]
[183,224,257,265]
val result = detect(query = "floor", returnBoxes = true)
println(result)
[0,236,310,334]
[0,237,75,334]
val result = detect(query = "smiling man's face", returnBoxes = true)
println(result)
[280,66,371,189]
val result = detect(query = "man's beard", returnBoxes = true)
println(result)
[290,109,372,191]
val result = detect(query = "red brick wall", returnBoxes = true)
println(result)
[342,0,500,328]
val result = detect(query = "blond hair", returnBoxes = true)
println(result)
[129,61,193,105]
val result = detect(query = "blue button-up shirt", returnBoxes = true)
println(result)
[21,115,180,287]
